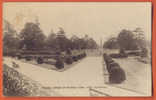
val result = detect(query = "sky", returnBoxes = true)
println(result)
[3,2,152,44]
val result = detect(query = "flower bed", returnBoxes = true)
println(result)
[3,64,51,96]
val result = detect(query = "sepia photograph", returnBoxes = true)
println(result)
[2,2,152,97]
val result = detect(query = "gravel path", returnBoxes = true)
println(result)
[4,57,105,87]
[112,57,152,96]
[3,56,151,96]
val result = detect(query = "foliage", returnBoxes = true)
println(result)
[65,55,73,64]
[3,20,20,56]
[46,32,57,50]
[104,28,147,52]
[55,56,64,69]
[3,20,98,56]
[19,22,46,50]
[117,29,138,50]
[109,63,126,84]
[103,37,118,49]
[37,57,44,64]
[103,54,126,83]
[3,64,51,96]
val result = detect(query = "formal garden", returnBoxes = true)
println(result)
[3,19,151,96]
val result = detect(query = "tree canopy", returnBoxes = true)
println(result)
[103,28,147,50]
[19,22,46,50]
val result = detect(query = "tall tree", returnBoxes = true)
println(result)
[56,27,71,51]
[103,37,118,49]
[86,38,98,49]
[133,28,146,49]
[46,29,57,50]
[19,22,46,50]
[117,29,138,50]
[3,20,20,55]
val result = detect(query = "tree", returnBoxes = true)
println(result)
[56,27,71,51]
[3,20,20,56]
[19,22,46,50]
[70,35,97,50]
[46,30,57,50]
[70,35,80,49]
[133,28,146,49]
[86,38,98,49]
[117,29,138,50]
[103,37,119,49]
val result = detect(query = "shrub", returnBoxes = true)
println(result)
[140,48,148,57]
[77,55,80,60]
[25,56,32,61]
[37,57,44,64]
[84,52,87,57]
[65,55,73,64]
[3,65,30,96]
[109,54,121,58]
[17,55,22,60]
[106,59,115,73]
[127,51,140,56]
[55,56,64,69]
[72,56,78,61]
[3,64,51,96]
[82,52,86,58]
[120,53,128,58]
[80,54,83,59]
[104,54,113,63]
[109,62,126,83]
[109,53,128,58]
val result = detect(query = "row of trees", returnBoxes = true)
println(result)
[103,28,147,50]
[3,20,98,55]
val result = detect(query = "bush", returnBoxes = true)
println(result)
[77,55,81,60]
[3,64,31,96]
[25,56,32,61]
[84,52,87,57]
[37,57,44,64]
[72,56,78,61]
[109,62,126,83]
[103,53,126,83]
[3,64,51,96]
[82,53,86,58]
[55,56,64,69]
[103,53,113,63]
[65,55,73,64]
[127,51,140,56]
[109,53,128,58]
[80,54,83,59]
[103,53,107,60]
[140,48,148,57]
[17,55,22,60]
[106,59,115,73]
[119,53,128,58]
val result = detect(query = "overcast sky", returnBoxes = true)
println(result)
[3,2,152,44]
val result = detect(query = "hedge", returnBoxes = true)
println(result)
[55,56,64,69]
[25,56,32,61]
[109,53,128,58]
[72,56,78,61]
[103,53,126,84]
[108,62,126,83]
[37,57,44,64]
[65,55,73,64]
